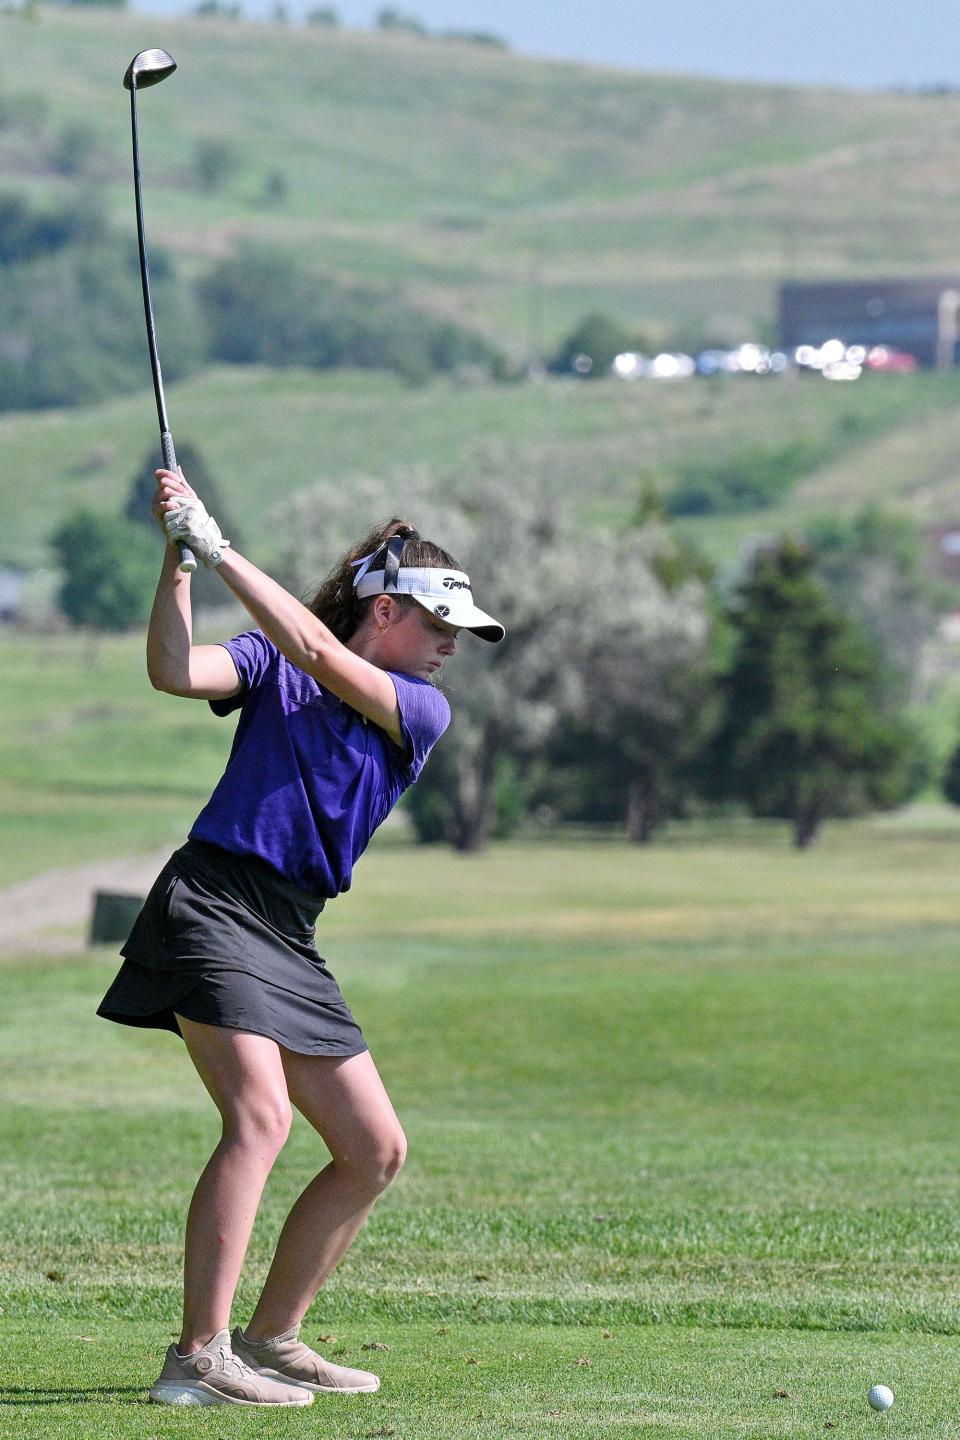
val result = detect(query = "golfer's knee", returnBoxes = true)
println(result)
[339,1127,407,1192]
[380,1130,407,1186]
[223,1096,293,1156]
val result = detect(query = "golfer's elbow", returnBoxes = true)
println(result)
[147,642,192,694]
[148,660,189,695]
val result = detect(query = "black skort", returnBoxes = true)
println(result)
[96,839,367,1058]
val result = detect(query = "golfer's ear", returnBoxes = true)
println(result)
[370,595,393,630]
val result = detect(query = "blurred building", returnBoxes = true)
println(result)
[780,279,960,367]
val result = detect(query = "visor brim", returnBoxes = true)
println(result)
[411,593,505,643]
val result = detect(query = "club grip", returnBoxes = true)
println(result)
[160,429,197,573]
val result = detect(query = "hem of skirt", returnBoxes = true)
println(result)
[173,1008,370,1057]
[97,1001,368,1058]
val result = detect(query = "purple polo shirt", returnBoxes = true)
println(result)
[189,630,450,897]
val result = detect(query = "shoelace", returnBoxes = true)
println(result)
[215,1345,258,1382]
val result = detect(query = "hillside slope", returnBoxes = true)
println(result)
[6,7,960,347]
[4,366,960,574]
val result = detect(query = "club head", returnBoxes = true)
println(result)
[123,49,177,91]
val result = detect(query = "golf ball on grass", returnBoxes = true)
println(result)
[868,1384,894,1412]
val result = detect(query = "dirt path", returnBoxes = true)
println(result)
[0,849,170,957]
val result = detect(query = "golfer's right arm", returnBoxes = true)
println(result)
[146,545,241,699]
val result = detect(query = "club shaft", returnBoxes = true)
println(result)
[129,84,169,436]
[129,83,195,573]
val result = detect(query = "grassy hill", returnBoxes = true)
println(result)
[6,6,960,580]
[6,5,960,351]
[5,364,960,578]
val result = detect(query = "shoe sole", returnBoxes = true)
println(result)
[149,1381,313,1407]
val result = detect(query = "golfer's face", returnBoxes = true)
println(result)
[383,603,459,680]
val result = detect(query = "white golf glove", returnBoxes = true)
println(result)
[163,497,231,569]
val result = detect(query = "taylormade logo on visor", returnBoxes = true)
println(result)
[442,577,471,591]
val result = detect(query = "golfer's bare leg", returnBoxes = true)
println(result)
[175,1016,293,1353]
[244,1049,406,1341]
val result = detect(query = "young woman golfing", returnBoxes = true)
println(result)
[98,467,503,1408]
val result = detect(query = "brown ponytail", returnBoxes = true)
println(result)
[306,517,461,641]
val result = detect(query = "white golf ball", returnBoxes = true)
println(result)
[868,1384,894,1412]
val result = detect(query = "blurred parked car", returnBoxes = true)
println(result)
[695,349,738,376]
[863,345,918,373]
[647,352,696,379]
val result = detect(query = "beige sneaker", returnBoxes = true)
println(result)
[148,1328,314,1406]
[232,1323,381,1393]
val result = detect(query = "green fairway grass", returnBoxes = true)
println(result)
[3,825,960,1435]
[3,1319,959,1438]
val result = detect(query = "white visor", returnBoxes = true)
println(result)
[354,565,505,642]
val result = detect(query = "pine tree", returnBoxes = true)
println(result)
[942,742,960,807]
[710,538,926,848]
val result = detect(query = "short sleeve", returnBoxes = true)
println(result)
[389,672,451,778]
[208,630,278,716]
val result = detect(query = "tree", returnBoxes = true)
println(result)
[51,122,97,176]
[273,453,713,850]
[280,458,585,850]
[375,6,427,34]
[549,312,639,378]
[439,28,507,48]
[0,190,105,264]
[52,511,157,631]
[197,244,503,382]
[0,237,203,412]
[708,538,927,848]
[193,138,239,192]
[807,504,946,702]
[259,170,289,207]
[666,439,823,517]
[943,742,960,808]
[192,0,242,14]
[560,529,716,842]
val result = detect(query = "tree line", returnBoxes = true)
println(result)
[50,445,958,855]
[0,184,507,412]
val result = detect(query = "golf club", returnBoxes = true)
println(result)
[123,49,195,573]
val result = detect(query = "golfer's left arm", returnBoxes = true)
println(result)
[216,550,403,743]
[155,468,402,741]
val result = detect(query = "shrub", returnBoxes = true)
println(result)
[549,312,639,378]
[0,192,105,264]
[667,440,824,517]
[943,742,960,808]
[52,511,157,631]
[0,238,203,411]
[52,122,98,176]
[376,6,427,34]
[197,245,503,382]
[193,138,239,192]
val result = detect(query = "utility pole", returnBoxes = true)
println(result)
[526,251,545,377]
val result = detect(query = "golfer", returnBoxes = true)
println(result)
[98,468,503,1408]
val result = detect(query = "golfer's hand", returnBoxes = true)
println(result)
[152,467,198,535]
[157,468,231,568]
